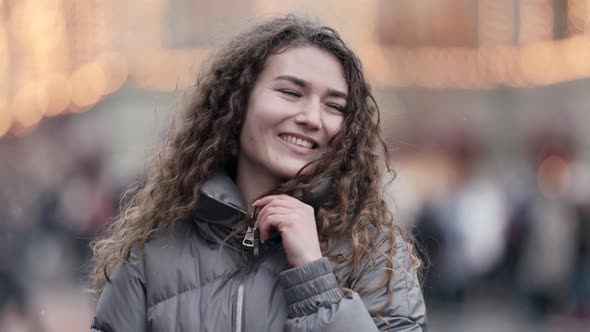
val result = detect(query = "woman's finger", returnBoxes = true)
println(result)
[258,213,292,241]
[256,206,293,241]
[256,206,289,229]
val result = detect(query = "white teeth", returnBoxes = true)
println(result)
[280,135,314,149]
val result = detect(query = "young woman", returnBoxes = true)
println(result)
[90,15,426,331]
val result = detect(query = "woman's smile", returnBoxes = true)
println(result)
[278,134,317,150]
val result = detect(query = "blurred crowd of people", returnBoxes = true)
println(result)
[400,129,590,323]
[0,113,589,330]
[0,117,120,331]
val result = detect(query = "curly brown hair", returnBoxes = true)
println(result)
[90,15,421,316]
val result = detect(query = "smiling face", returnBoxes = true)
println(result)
[237,45,348,183]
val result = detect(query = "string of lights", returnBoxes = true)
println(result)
[0,0,590,138]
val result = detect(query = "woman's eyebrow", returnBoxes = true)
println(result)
[273,75,348,100]
[274,74,306,88]
[326,88,348,100]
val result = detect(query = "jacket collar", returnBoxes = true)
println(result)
[192,170,332,229]
[191,171,247,229]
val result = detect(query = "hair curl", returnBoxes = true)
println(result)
[90,15,421,318]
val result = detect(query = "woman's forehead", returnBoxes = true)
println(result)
[259,46,348,93]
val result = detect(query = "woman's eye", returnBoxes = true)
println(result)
[326,103,345,112]
[279,90,301,98]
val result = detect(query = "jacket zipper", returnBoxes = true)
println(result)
[234,209,261,332]
[234,240,260,332]
[235,275,247,332]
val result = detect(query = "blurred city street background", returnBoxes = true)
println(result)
[1,1,590,331]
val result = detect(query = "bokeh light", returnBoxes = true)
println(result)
[45,73,73,117]
[567,0,588,34]
[129,48,209,91]
[98,52,129,95]
[0,17,8,84]
[70,60,107,108]
[0,100,11,137]
[11,83,48,129]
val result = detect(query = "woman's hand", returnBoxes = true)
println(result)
[253,194,322,267]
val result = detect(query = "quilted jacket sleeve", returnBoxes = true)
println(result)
[280,233,427,332]
[90,257,147,332]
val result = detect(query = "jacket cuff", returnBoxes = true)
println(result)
[279,257,344,317]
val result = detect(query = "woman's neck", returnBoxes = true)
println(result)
[236,162,280,214]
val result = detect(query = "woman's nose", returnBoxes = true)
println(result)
[294,98,322,130]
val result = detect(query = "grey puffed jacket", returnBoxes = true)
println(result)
[91,172,426,331]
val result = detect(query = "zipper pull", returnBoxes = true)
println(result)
[242,226,255,247]
[243,207,261,251]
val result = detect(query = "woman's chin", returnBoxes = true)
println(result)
[276,164,320,181]
[270,163,308,181]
